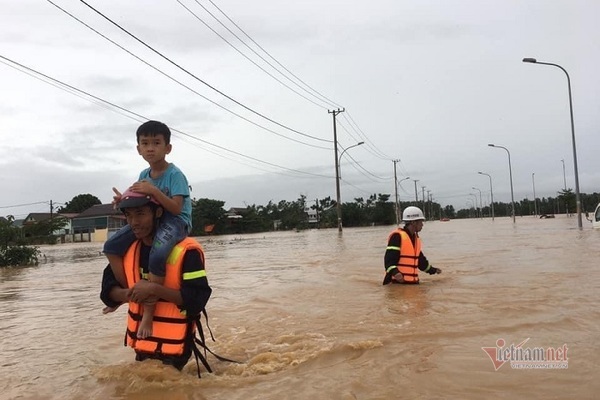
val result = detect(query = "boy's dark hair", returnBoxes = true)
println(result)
[136,120,171,144]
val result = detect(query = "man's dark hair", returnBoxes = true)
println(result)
[136,120,171,144]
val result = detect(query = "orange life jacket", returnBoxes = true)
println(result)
[123,237,205,356]
[388,228,422,284]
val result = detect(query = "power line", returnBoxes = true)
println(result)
[176,0,330,109]
[0,54,333,180]
[76,0,330,144]
[343,112,392,160]
[45,0,330,150]
[337,119,387,162]
[205,0,344,109]
[342,152,390,182]
[0,201,49,210]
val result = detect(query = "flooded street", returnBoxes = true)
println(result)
[1,215,599,399]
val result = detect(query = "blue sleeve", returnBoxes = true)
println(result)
[169,168,190,198]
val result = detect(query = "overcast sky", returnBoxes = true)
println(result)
[1,0,599,219]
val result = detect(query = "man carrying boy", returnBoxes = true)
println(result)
[103,120,193,339]
[100,190,211,371]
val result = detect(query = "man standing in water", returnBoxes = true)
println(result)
[100,190,212,372]
[383,206,442,285]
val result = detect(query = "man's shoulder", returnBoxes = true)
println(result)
[178,237,203,250]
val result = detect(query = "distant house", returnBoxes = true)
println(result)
[71,204,125,242]
[224,207,248,233]
[23,213,53,225]
[22,212,74,236]
[306,208,318,224]
[57,213,78,235]
[225,207,248,219]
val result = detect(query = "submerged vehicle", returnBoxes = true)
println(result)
[593,203,600,229]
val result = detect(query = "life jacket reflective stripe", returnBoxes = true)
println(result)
[123,237,205,356]
[388,228,421,284]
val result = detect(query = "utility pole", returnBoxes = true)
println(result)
[421,186,426,217]
[532,173,538,217]
[50,199,53,222]
[426,190,431,220]
[315,198,320,229]
[560,159,568,216]
[393,160,399,225]
[412,179,419,204]
[329,108,345,232]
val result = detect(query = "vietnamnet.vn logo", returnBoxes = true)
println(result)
[482,338,569,370]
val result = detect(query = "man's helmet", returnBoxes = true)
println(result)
[118,188,159,211]
[402,206,425,222]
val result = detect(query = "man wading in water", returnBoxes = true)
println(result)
[383,206,442,285]
[100,190,213,373]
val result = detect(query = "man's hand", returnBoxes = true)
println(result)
[129,280,157,304]
[392,272,404,283]
[434,267,442,274]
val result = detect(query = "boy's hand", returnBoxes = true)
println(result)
[111,187,122,209]
[131,180,156,196]
[128,280,156,303]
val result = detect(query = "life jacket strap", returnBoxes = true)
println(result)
[189,310,243,378]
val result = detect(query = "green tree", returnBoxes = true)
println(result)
[58,194,102,213]
[278,195,308,230]
[0,216,39,267]
[442,205,456,219]
[558,189,575,214]
[190,198,226,236]
[372,193,395,225]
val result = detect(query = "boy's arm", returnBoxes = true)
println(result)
[130,180,183,215]
[129,280,183,305]
[100,265,129,307]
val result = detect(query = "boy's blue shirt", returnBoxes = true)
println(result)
[138,163,192,230]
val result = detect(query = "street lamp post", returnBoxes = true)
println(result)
[335,141,364,232]
[469,193,479,218]
[560,159,567,191]
[532,173,538,217]
[478,171,495,221]
[466,200,474,218]
[522,57,582,229]
[421,186,427,217]
[472,187,483,218]
[488,143,516,223]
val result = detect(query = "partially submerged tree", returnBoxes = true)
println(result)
[0,216,39,267]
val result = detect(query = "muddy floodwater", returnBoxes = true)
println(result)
[1,215,598,399]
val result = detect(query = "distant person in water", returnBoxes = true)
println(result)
[383,206,442,285]
[103,120,192,340]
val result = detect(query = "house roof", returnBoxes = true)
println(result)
[227,207,248,214]
[24,212,53,223]
[58,212,79,219]
[74,204,122,219]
